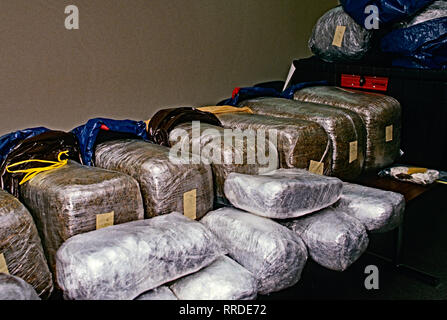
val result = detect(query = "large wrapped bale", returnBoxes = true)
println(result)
[135,287,178,300]
[19,160,144,273]
[0,274,41,300]
[240,98,366,180]
[170,255,258,300]
[309,6,373,63]
[95,139,214,219]
[333,182,405,233]
[56,212,225,300]
[215,112,333,176]
[170,122,279,204]
[201,208,308,294]
[224,169,343,219]
[282,208,369,271]
[0,189,53,299]
[294,86,402,170]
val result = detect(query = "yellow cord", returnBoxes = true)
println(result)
[6,151,69,185]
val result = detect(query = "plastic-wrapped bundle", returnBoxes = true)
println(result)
[0,189,53,299]
[170,255,257,300]
[56,212,225,300]
[20,160,144,273]
[309,6,373,63]
[294,86,402,170]
[201,208,308,294]
[135,287,178,300]
[397,1,446,27]
[0,274,40,300]
[240,98,366,180]
[170,122,279,204]
[95,139,213,219]
[215,112,332,176]
[224,169,343,219]
[282,208,369,271]
[333,182,405,233]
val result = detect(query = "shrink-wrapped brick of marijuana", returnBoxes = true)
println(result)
[282,207,369,272]
[333,182,405,233]
[135,286,178,300]
[294,86,402,170]
[201,208,308,294]
[309,6,373,63]
[240,98,365,180]
[0,189,53,299]
[170,255,258,300]
[95,139,214,219]
[224,169,343,219]
[56,213,225,300]
[170,122,279,204]
[20,160,144,273]
[0,273,41,300]
[215,112,332,175]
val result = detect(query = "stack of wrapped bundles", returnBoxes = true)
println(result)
[56,213,225,300]
[170,122,278,204]
[0,273,41,300]
[136,287,178,300]
[0,189,53,299]
[333,182,405,233]
[201,207,308,294]
[95,139,214,219]
[170,255,258,300]
[294,86,402,170]
[238,98,366,180]
[20,160,144,273]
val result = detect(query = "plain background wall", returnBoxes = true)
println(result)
[0,0,338,135]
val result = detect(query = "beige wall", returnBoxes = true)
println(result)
[0,0,337,135]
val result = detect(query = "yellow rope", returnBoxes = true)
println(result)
[197,106,254,115]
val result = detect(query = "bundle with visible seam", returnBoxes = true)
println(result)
[294,86,402,170]
[0,189,53,299]
[170,122,279,204]
[20,160,144,273]
[170,255,258,300]
[201,208,308,294]
[224,169,343,219]
[282,207,369,272]
[56,213,225,300]
[214,112,332,176]
[0,273,41,300]
[135,287,178,300]
[95,139,214,219]
[333,182,405,233]
[240,97,365,180]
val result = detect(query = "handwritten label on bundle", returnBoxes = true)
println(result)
[0,253,9,275]
[96,211,114,230]
[183,189,197,220]
[407,167,428,175]
[332,26,346,47]
[309,160,324,175]
[349,141,358,163]
[386,125,393,142]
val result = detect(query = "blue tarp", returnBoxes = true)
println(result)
[71,118,149,166]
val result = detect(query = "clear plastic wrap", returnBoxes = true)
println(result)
[56,212,225,300]
[397,1,447,27]
[309,6,373,63]
[135,286,178,300]
[215,112,333,176]
[0,273,41,300]
[294,86,402,170]
[282,208,369,271]
[95,139,214,219]
[224,169,343,219]
[201,208,308,294]
[379,166,440,185]
[240,98,366,180]
[19,160,144,273]
[333,182,405,233]
[170,255,258,300]
[170,122,279,204]
[0,189,53,299]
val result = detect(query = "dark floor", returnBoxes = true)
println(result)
[259,185,447,300]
